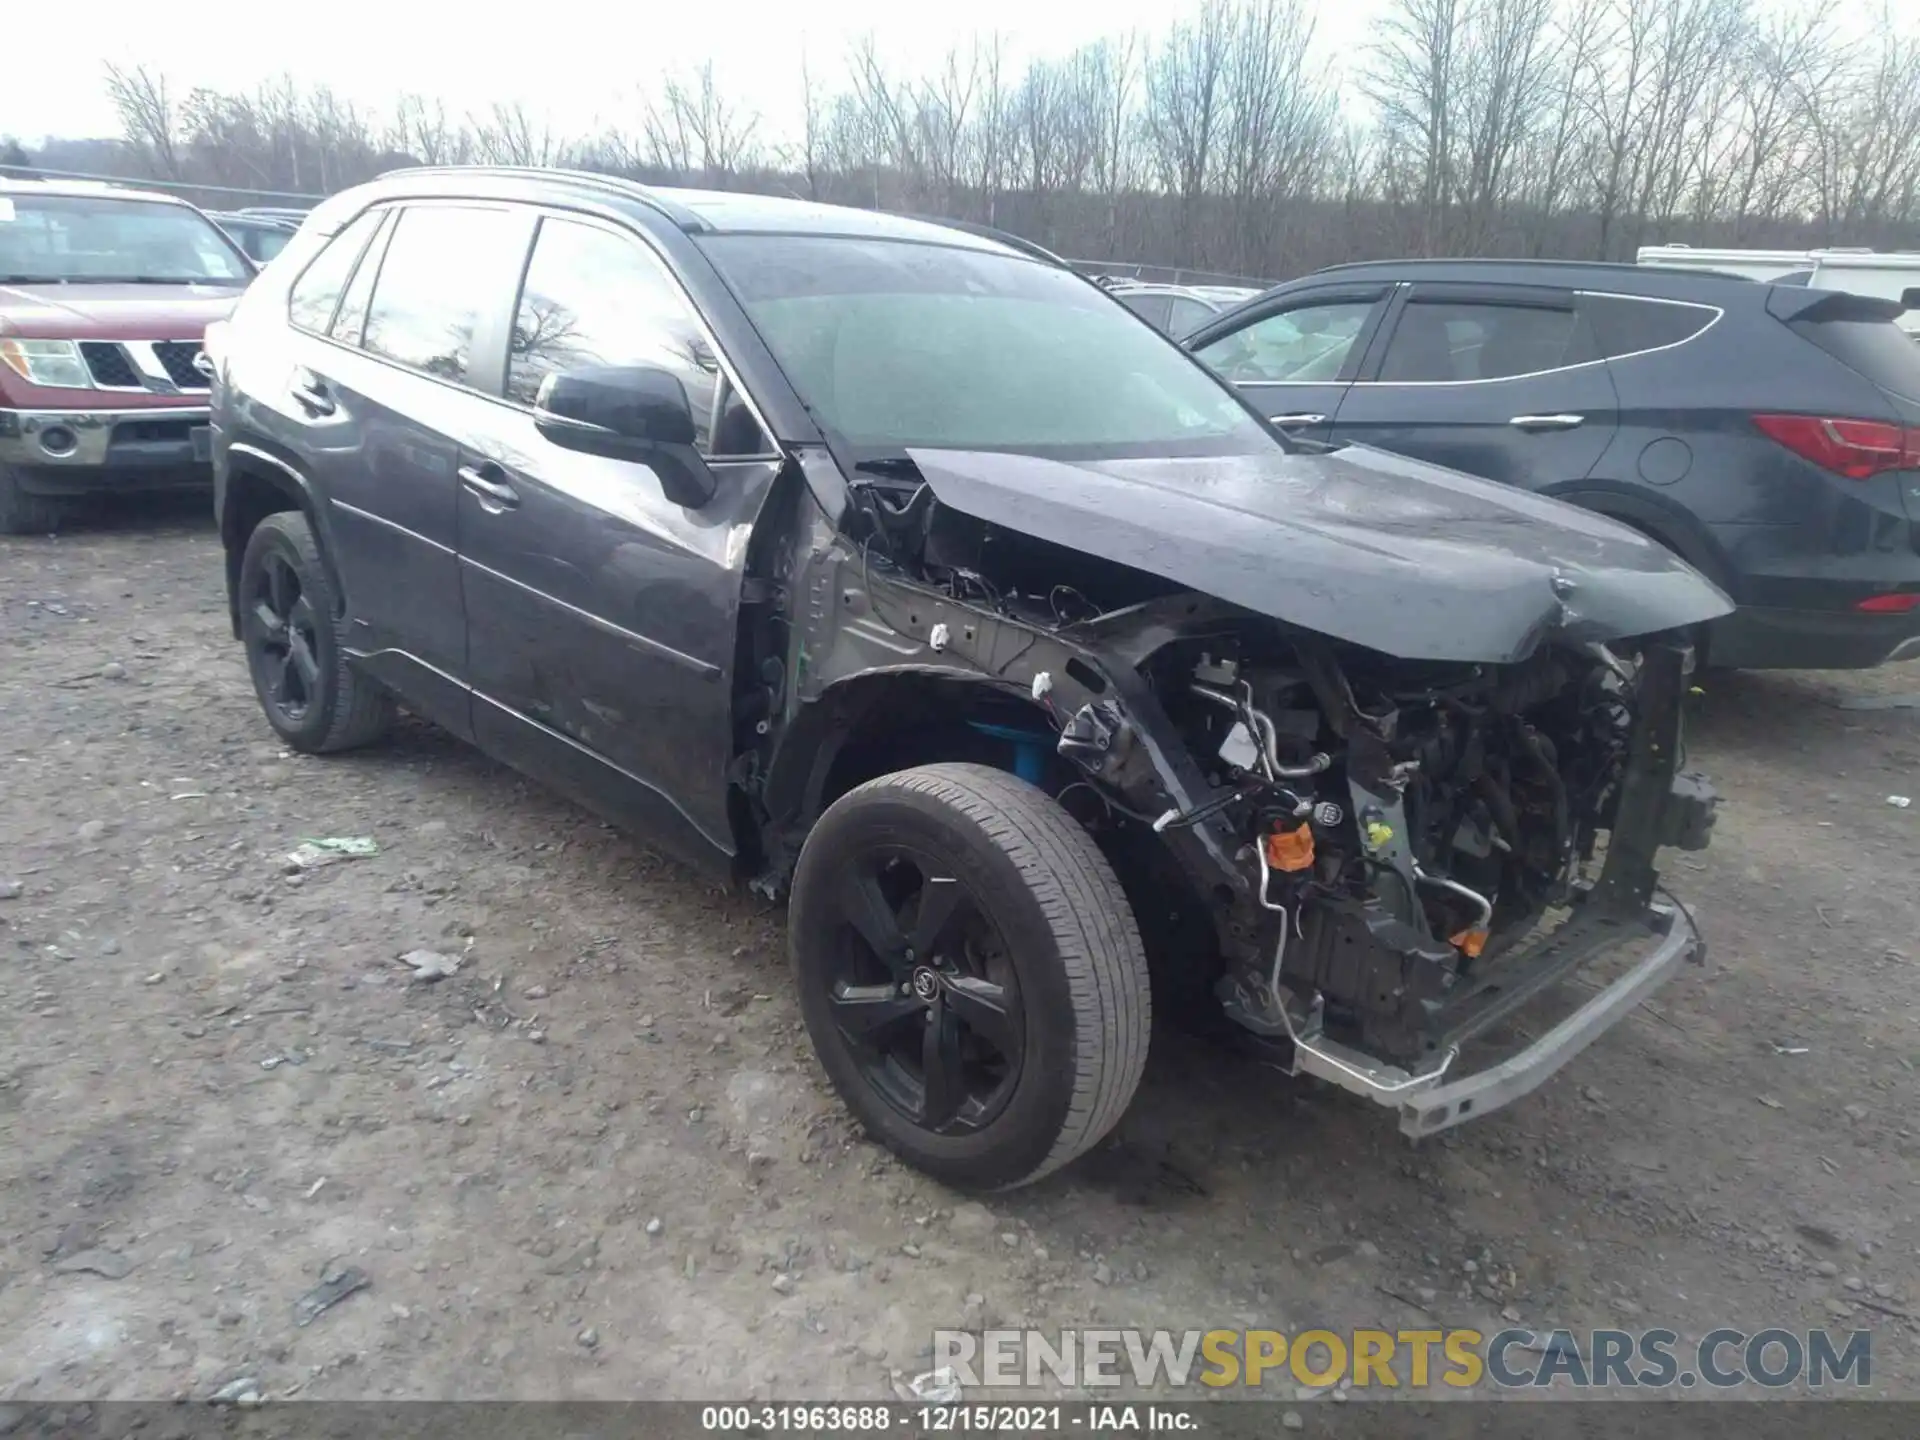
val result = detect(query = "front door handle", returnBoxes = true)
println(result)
[458,464,519,510]
[1270,412,1327,427]
[1509,413,1584,430]
[291,371,335,417]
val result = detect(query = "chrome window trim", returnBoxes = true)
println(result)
[1340,290,1724,389]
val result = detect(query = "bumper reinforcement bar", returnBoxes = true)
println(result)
[1283,904,1700,1138]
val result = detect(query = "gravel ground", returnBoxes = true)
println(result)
[1,503,1916,1405]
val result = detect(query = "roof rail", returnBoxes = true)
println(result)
[894,213,1070,267]
[1308,256,1715,279]
[374,165,712,232]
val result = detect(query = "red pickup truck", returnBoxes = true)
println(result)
[0,179,256,532]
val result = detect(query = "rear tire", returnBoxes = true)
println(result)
[0,463,65,536]
[238,510,394,753]
[790,763,1151,1190]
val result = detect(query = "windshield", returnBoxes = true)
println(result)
[705,235,1273,460]
[0,192,253,284]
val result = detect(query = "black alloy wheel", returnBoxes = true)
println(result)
[237,511,393,753]
[824,844,1025,1135]
[247,547,323,726]
[791,763,1151,1191]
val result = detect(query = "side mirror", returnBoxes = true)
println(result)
[1901,287,1920,313]
[534,365,716,507]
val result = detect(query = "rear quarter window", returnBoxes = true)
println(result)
[288,210,382,335]
[1788,315,1920,402]
[1580,294,1718,358]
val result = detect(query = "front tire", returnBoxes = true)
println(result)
[790,763,1151,1190]
[238,510,394,753]
[0,463,65,536]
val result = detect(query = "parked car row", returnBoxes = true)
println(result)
[193,167,1730,1190]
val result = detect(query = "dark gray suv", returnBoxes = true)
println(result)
[207,169,1726,1190]
[1185,259,1920,670]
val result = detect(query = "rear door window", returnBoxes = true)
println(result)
[362,205,526,387]
[1580,293,1718,358]
[287,209,382,334]
[1378,299,1595,382]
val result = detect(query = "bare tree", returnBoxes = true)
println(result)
[104,63,183,180]
[471,100,565,168]
[87,1,1920,279]
[643,63,762,185]
[1145,1,1232,257]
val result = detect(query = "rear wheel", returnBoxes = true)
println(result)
[0,463,65,536]
[790,763,1151,1190]
[238,510,394,752]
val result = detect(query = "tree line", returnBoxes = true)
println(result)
[9,0,1918,281]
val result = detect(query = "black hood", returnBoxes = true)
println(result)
[905,443,1733,664]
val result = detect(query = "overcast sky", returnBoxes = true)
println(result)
[3,0,1384,148]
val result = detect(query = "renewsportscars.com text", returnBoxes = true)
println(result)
[933,1326,1872,1390]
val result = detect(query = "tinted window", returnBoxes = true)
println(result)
[1582,294,1717,357]
[1790,315,1920,401]
[1118,292,1172,330]
[288,209,381,334]
[1168,296,1215,337]
[1379,300,1592,382]
[508,218,768,456]
[708,235,1269,458]
[1196,300,1375,384]
[363,206,524,385]
[329,211,392,346]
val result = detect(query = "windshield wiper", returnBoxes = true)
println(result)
[0,275,70,285]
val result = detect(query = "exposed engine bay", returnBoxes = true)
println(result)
[1140,634,1671,1063]
[758,446,1722,1130]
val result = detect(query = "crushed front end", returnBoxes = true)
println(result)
[1064,607,1717,1136]
[763,443,1724,1140]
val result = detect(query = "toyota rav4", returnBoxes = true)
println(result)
[209,169,1728,1191]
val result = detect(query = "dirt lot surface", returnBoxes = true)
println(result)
[2,505,1917,1406]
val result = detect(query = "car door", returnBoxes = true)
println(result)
[1187,285,1391,441]
[283,200,534,734]
[1330,282,1619,493]
[456,211,784,864]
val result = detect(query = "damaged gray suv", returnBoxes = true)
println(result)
[207,169,1728,1190]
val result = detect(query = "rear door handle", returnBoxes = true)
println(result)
[458,464,519,510]
[1269,413,1327,427]
[290,371,335,417]
[1509,413,1584,430]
